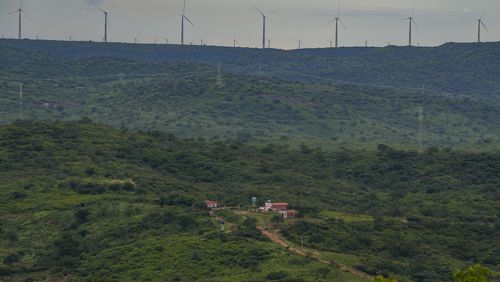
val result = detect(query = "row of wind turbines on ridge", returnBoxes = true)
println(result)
[8,0,492,48]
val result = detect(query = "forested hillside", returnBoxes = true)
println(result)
[1,39,499,99]
[0,122,499,281]
[0,44,499,147]
[0,38,499,281]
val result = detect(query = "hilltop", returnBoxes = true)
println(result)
[0,122,498,281]
[1,39,500,99]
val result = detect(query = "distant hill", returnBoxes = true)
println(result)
[1,39,500,99]
[0,51,499,147]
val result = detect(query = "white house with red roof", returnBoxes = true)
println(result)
[205,200,219,209]
[259,201,298,219]
[260,201,288,211]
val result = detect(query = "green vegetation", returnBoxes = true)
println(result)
[0,40,499,148]
[0,122,498,281]
[1,39,500,100]
[454,264,493,282]
[0,39,499,281]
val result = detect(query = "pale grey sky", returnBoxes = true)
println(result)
[0,0,498,49]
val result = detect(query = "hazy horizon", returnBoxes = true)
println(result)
[0,0,499,49]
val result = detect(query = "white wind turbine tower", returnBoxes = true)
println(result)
[95,6,111,43]
[402,1,418,46]
[477,7,488,43]
[329,2,345,48]
[10,0,31,40]
[255,7,275,49]
[181,0,193,45]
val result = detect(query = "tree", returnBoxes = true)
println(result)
[271,214,284,224]
[74,209,90,223]
[3,253,21,266]
[315,267,331,279]
[266,271,289,280]
[454,264,492,282]
[373,275,397,282]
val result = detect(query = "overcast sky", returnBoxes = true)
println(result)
[0,0,498,49]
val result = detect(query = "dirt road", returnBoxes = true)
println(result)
[258,227,373,281]
[214,209,373,280]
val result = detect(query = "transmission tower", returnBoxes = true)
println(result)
[418,106,424,153]
[215,63,224,88]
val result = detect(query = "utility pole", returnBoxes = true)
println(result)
[19,83,23,99]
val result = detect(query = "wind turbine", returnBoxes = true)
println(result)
[95,7,110,43]
[402,1,418,46]
[181,0,193,45]
[10,0,31,40]
[255,7,275,49]
[477,7,488,43]
[329,2,345,48]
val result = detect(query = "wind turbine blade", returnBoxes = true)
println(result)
[337,2,341,18]
[328,19,336,23]
[481,20,488,32]
[183,0,187,15]
[401,17,409,21]
[412,18,419,30]
[480,6,486,18]
[21,10,31,21]
[95,6,106,13]
[255,7,265,17]
[184,16,193,26]
[339,18,346,29]
[411,0,416,17]
[9,10,18,14]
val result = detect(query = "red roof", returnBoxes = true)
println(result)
[271,202,288,206]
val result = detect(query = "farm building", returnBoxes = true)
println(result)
[279,210,298,219]
[260,201,289,211]
[205,200,219,209]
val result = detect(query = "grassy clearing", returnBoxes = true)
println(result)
[320,210,373,223]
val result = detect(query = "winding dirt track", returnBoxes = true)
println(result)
[257,226,373,281]
[221,210,373,280]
